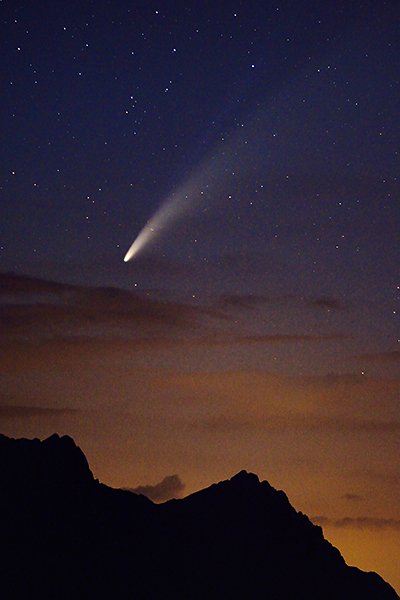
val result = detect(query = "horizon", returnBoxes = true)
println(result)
[3,433,398,599]
[2,429,400,597]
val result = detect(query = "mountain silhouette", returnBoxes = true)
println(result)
[0,433,398,599]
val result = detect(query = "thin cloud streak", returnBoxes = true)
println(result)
[307,297,348,311]
[312,516,400,531]
[358,351,400,363]
[0,405,79,418]
[0,332,351,374]
[342,493,363,502]
[190,413,400,434]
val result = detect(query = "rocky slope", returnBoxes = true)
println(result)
[0,433,398,599]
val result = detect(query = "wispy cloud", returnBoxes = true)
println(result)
[342,493,363,503]
[0,405,79,418]
[312,516,400,530]
[307,297,348,311]
[214,292,349,312]
[148,332,350,350]
[0,272,78,298]
[214,293,269,310]
[190,413,400,434]
[358,350,400,363]
[0,274,355,374]
[352,469,400,487]
[0,273,225,340]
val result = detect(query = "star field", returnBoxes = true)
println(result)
[1,0,399,391]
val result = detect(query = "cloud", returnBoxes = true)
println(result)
[215,293,269,310]
[0,272,226,341]
[0,273,351,347]
[311,516,400,531]
[357,350,400,363]
[126,474,185,503]
[297,372,368,388]
[180,332,350,349]
[352,469,400,487]
[190,413,400,434]
[0,272,78,298]
[214,292,350,312]
[308,297,348,311]
[342,493,363,502]
[0,405,79,418]
[0,273,357,382]
[1,331,348,373]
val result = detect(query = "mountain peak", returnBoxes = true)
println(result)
[230,468,259,484]
[0,432,94,491]
[0,434,398,599]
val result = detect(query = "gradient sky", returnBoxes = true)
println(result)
[1,0,400,593]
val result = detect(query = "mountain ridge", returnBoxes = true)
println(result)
[0,433,398,599]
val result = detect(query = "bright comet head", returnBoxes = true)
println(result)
[124,158,218,263]
[123,226,153,261]
[124,186,197,262]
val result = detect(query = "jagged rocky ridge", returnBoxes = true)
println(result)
[0,433,398,600]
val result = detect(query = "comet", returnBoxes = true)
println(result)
[123,159,218,262]
[124,185,196,262]
[124,102,269,262]
[123,197,176,262]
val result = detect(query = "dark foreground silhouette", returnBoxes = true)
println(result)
[0,434,398,599]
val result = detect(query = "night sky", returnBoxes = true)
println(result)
[1,0,400,592]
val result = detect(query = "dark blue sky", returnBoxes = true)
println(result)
[1,0,399,371]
